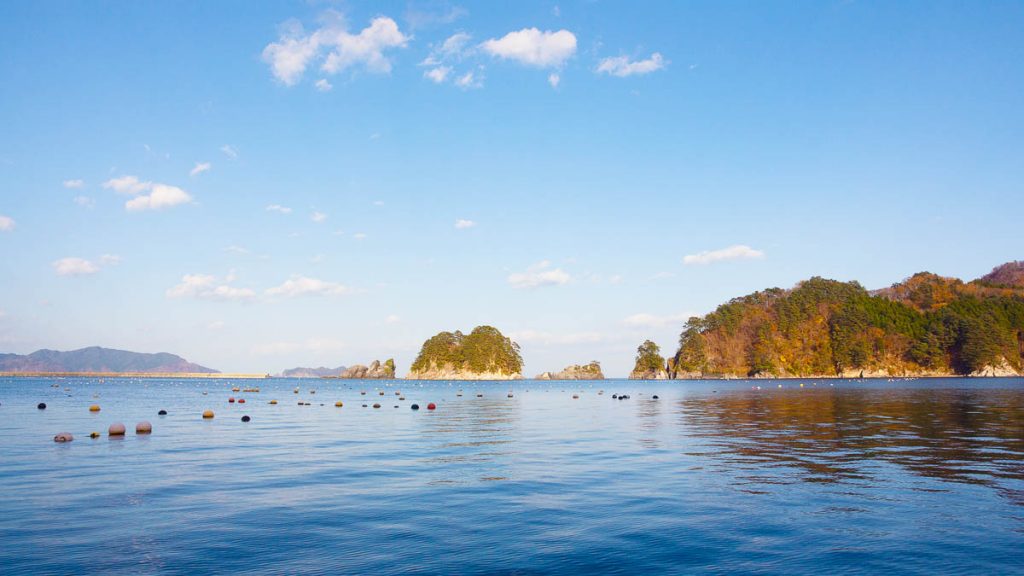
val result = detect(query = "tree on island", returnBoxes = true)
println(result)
[630,340,668,379]
[410,325,523,377]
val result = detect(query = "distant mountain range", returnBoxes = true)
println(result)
[0,346,217,374]
[278,366,347,378]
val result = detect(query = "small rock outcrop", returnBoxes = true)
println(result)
[339,359,396,379]
[536,361,604,380]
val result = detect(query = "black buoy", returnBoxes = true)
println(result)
[411,403,420,410]
[612,394,618,399]
[241,415,251,422]
[652,395,659,400]
[37,402,46,410]
[158,409,168,416]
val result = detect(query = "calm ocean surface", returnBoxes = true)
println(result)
[0,377,1022,575]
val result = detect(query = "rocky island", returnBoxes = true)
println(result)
[536,361,604,380]
[666,261,1024,379]
[406,326,523,380]
[629,340,669,379]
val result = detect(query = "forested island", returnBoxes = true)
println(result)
[406,326,523,380]
[666,261,1024,378]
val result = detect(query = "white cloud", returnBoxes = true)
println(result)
[99,254,122,266]
[73,196,95,208]
[405,5,467,29]
[166,274,255,301]
[454,218,476,229]
[103,175,151,195]
[424,65,451,83]
[262,14,410,86]
[385,314,401,324]
[455,70,483,89]
[481,28,576,68]
[266,204,292,214]
[315,78,333,92]
[225,245,250,255]
[683,245,765,265]
[63,179,84,189]
[507,260,571,289]
[353,232,367,240]
[597,52,666,77]
[548,72,560,88]
[0,215,14,232]
[423,32,473,65]
[509,330,607,345]
[623,312,692,329]
[311,211,328,223]
[124,183,192,212]
[252,337,347,356]
[220,145,239,159]
[190,161,212,177]
[265,275,355,298]
[52,257,99,276]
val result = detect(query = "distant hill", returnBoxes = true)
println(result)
[279,366,347,378]
[0,346,218,374]
[977,261,1024,289]
[668,261,1024,379]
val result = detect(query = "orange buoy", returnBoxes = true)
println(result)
[335,401,343,407]
[108,423,126,436]
[136,421,152,434]
[269,400,278,405]
[89,405,101,412]
[54,432,74,442]
[202,410,215,419]
[89,432,100,439]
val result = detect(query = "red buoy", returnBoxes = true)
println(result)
[238,398,246,404]
[427,403,436,410]
[228,397,235,403]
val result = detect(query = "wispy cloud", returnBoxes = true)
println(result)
[265,275,355,298]
[166,274,255,301]
[311,211,328,223]
[454,218,476,229]
[73,196,95,208]
[220,145,239,159]
[0,215,14,232]
[52,257,100,277]
[597,52,666,77]
[683,245,765,265]
[508,260,571,289]
[63,179,84,189]
[262,12,410,86]
[266,204,292,214]
[623,312,692,329]
[190,161,211,177]
[314,78,333,92]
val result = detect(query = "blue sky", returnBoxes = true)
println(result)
[1,1,1022,376]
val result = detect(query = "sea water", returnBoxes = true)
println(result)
[0,377,1021,575]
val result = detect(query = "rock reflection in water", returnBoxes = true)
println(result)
[678,388,1024,499]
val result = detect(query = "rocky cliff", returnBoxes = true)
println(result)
[338,359,395,379]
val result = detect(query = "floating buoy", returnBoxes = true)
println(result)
[399,397,405,401]
[136,421,152,434]
[395,391,401,396]
[228,397,236,403]
[108,423,126,436]
[37,403,47,410]
[652,395,659,400]
[360,391,366,395]
[373,403,381,408]
[310,390,316,395]
[238,398,246,404]
[232,387,240,392]
[427,403,436,410]
[456,393,462,397]
[612,394,618,399]
[379,391,384,396]
[54,432,74,443]
[89,432,100,439]
[269,400,278,405]
[572,394,579,399]
[335,401,343,407]
[507,393,514,398]
[294,388,299,394]
[394,405,399,408]
[89,405,101,412]
[411,404,420,410]
[362,404,367,408]
[158,410,167,416]
[241,415,251,422]
[202,410,214,419]
[476,394,483,398]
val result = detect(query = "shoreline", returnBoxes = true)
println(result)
[0,373,1021,381]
